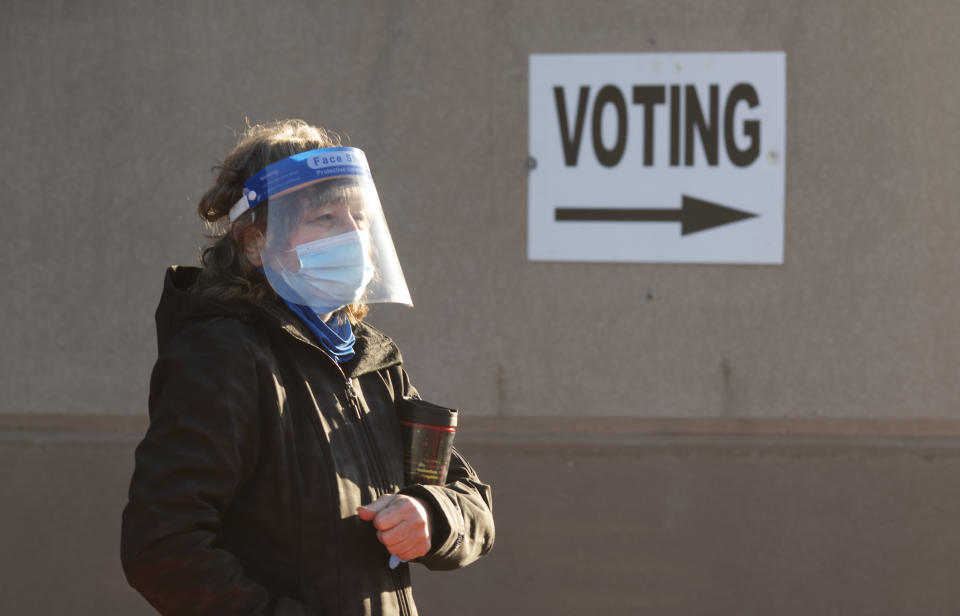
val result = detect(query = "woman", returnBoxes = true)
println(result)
[121,120,495,615]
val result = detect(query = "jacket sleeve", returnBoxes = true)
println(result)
[121,323,318,616]
[401,448,496,570]
[395,370,496,571]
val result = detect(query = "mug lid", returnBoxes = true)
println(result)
[397,397,458,428]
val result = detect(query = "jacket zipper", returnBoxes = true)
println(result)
[344,377,390,494]
[344,377,364,422]
[343,375,411,616]
[284,322,411,614]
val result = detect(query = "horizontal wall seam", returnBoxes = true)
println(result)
[5,430,960,457]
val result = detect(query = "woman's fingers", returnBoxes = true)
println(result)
[359,494,431,560]
[356,493,398,521]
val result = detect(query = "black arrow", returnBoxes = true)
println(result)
[555,195,758,236]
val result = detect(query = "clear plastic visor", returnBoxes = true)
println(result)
[260,174,411,313]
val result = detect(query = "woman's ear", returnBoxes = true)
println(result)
[238,226,264,267]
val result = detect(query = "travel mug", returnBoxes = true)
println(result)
[396,397,458,486]
[389,397,458,569]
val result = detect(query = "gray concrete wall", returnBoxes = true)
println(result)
[5,416,960,615]
[2,1,959,614]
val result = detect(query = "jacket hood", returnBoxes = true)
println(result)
[155,266,402,376]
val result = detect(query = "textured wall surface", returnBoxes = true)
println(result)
[4,419,960,615]
[3,0,958,419]
[2,1,959,614]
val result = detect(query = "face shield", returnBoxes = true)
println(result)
[229,147,412,313]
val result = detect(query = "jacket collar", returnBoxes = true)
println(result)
[158,266,402,377]
[259,301,403,377]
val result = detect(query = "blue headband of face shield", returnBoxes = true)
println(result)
[228,146,373,223]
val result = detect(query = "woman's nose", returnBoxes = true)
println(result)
[343,213,361,232]
[345,207,369,232]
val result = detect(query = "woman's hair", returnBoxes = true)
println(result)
[192,119,369,323]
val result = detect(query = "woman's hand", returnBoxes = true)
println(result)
[357,494,432,561]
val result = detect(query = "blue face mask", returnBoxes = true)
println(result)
[273,230,375,313]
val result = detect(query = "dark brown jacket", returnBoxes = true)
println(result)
[121,267,494,615]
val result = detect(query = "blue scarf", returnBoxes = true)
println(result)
[253,266,356,363]
[282,299,356,364]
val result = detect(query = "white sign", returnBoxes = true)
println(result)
[528,52,785,263]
